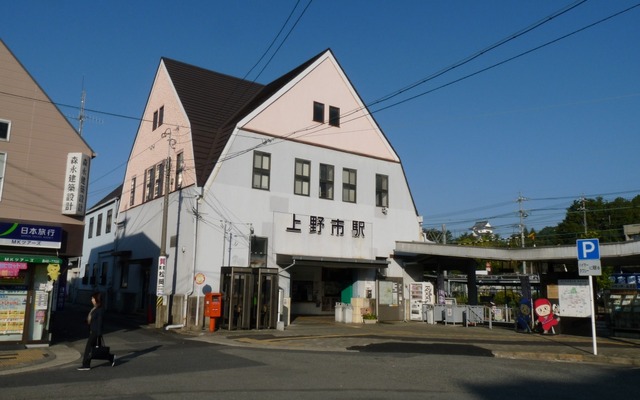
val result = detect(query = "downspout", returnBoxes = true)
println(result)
[190,191,202,327]
[166,189,202,331]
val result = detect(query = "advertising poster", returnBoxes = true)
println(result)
[0,290,27,335]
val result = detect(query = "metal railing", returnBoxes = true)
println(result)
[423,304,518,329]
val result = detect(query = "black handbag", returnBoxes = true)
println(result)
[92,335,111,360]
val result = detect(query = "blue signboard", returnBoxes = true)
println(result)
[0,223,62,249]
[576,238,601,276]
[577,239,600,260]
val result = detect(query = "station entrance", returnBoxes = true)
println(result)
[220,267,279,330]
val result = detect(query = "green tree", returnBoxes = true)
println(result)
[423,228,453,244]
[553,195,640,244]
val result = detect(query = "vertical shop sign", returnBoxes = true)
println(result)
[62,152,91,216]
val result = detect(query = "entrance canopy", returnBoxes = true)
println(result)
[277,254,389,269]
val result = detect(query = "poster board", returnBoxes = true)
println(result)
[558,279,591,318]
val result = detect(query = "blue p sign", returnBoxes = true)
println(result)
[577,239,600,260]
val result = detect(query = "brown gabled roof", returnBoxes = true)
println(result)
[163,50,329,186]
[162,58,264,186]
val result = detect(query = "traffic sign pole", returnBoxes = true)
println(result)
[588,275,597,356]
[577,239,601,356]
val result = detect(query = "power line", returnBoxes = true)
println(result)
[5,2,638,201]
[357,0,588,115]
[423,190,640,236]
[365,2,640,117]
[240,0,306,82]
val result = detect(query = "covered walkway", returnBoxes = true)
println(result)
[395,240,640,268]
[394,240,640,306]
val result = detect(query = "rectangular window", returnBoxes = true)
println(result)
[313,102,324,123]
[120,262,129,289]
[88,217,94,239]
[106,210,113,233]
[90,263,98,285]
[96,214,103,237]
[144,166,155,201]
[155,162,165,198]
[175,152,184,189]
[0,120,11,141]
[82,264,89,285]
[319,163,334,200]
[329,106,340,127]
[294,159,311,196]
[376,174,389,207]
[342,168,357,203]
[129,176,136,206]
[0,152,6,200]
[250,236,268,268]
[152,106,164,130]
[252,151,271,190]
[100,261,108,285]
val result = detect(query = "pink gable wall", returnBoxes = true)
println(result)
[120,61,195,213]
[242,56,399,162]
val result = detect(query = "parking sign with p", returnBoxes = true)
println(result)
[576,239,601,276]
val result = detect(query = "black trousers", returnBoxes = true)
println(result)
[81,331,99,367]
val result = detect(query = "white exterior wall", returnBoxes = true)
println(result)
[115,188,198,297]
[75,199,119,306]
[193,128,422,298]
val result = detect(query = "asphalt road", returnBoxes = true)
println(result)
[1,308,638,400]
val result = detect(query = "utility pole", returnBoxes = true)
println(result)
[77,87,86,136]
[442,224,447,244]
[155,128,174,328]
[579,196,588,235]
[518,194,528,274]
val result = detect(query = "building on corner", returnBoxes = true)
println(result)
[0,39,94,346]
[114,49,425,329]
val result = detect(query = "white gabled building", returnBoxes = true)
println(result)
[115,49,424,329]
[73,185,122,309]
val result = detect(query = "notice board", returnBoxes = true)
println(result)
[558,279,591,318]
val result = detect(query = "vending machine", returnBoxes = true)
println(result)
[409,282,435,321]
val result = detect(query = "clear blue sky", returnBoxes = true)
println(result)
[2,1,639,239]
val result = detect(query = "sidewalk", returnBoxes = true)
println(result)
[2,314,639,376]
[188,316,640,366]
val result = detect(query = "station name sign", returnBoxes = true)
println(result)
[285,213,366,238]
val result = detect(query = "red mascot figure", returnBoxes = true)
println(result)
[534,298,560,334]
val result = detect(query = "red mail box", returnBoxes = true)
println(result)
[204,293,222,318]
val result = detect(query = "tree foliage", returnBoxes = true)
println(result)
[553,195,640,244]
[450,195,640,246]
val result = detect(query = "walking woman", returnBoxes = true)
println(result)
[78,292,115,370]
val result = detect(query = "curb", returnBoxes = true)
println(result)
[0,345,80,376]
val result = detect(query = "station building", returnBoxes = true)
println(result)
[113,49,425,329]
